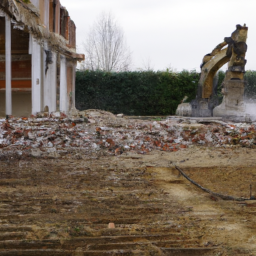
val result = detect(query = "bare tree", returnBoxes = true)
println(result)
[141,57,155,71]
[83,12,131,72]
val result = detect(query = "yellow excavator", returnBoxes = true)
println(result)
[176,24,248,117]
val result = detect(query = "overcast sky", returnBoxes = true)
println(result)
[60,0,256,72]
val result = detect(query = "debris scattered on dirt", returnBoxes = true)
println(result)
[1,110,256,254]
[1,110,256,159]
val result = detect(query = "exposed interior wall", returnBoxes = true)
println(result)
[60,7,69,39]
[0,18,4,54]
[39,0,45,24]
[0,59,31,89]
[0,19,31,85]
[0,16,32,117]
[49,0,54,32]
[0,91,32,117]
[68,20,76,48]
[44,0,49,29]
[55,0,61,34]
[0,0,83,117]
[65,16,70,41]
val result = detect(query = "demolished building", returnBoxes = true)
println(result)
[0,0,84,118]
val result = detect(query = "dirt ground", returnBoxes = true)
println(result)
[1,146,255,254]
[1,113,256,255]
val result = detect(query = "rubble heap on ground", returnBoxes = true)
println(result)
[1,110,256,159]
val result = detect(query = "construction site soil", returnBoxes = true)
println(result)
[0,111,256,255]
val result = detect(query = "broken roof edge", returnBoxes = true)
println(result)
[15,0,40,17]
[0,0,84,61]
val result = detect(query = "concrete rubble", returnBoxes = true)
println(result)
[1,109,256,159]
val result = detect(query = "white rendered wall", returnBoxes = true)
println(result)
[43,46,50,112]
[30,35,42,115]
[49,52,57,112]
[44,49,57,113]
[5,15,12,116]
[72,62,77,108]
[60,55,67,113]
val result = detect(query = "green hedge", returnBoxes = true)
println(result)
[217,70,256,100]
[245,70,256,99]
[76,70,199,115]
[75,70,256,115]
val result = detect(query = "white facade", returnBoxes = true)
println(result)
[0,0,84,117]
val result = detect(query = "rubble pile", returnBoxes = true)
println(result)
[0,110,256,159]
